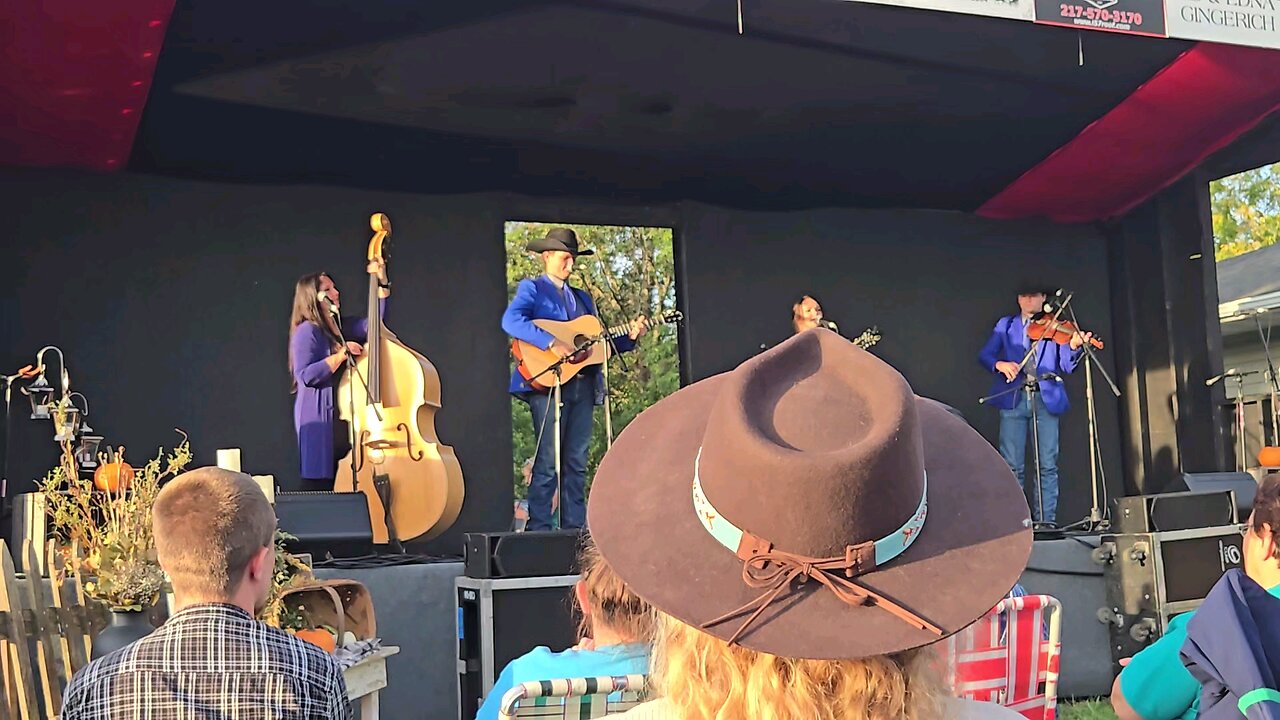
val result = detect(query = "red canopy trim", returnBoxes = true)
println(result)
[979,43,1280,223]
[0,0,176,171]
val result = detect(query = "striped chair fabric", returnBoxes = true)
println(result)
[497,674,649,720]
[945,594,1063,720]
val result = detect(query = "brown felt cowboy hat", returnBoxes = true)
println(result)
[587,328,1032,659]
[526,228,594,256]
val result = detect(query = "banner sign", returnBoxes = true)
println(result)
[841,0,1280,48]
[1166,0,1280,47]
[1033,0,1166,36]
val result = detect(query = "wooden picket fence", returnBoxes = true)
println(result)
[0,539,108,720]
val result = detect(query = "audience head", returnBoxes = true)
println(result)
[152,467,277,612]
[1244,472,1280,583]
[587,330,1033,718]
[573,538,653,644]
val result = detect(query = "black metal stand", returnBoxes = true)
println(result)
[1058,300,1121,533]
[1252,311,1280,445]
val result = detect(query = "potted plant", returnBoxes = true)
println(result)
[38,429,191,657]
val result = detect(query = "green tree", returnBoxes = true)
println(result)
[1211,162,1280,261]
[504,222,680,506]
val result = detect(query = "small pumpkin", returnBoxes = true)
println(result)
[1260,447,1280,468]
[93,462,134,493]
[292,628,337,653]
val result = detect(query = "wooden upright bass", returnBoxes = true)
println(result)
[335,213,465,543]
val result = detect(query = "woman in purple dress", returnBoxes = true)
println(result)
[288,259,388,490]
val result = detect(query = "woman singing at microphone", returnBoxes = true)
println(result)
[792,294,829,335]
[288,259,389,491]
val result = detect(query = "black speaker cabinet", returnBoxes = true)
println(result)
[1098,525,1243,673]
[1112,490,1236,534]
[456,575,579,720]
[464,530,583,578]
[275,492,373,559]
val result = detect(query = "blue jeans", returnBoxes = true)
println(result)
[999,390,1060,524]
[525,376,594,531]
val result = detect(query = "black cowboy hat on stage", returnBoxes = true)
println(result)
[587,328,1032,659]
[525,228,594,256]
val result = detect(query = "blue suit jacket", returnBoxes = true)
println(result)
[502,276,635,402]
[977,314,1083,415]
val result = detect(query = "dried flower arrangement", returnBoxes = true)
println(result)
[259,529,313,630]
[38,429,191,611]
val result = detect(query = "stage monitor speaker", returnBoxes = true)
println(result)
[464,530,582,578]
[456,575,579,720]
[1097,525,1243,673]
[1182,472,1258,514]
[275,492,373,560]
[1112,490,1236,534]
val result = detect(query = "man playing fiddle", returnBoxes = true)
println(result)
[978,283,1092,526]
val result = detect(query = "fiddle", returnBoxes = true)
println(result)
[1028,313,1104,350]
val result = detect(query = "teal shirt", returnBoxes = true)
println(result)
[1119,583,1280,720]
[475,643,649,720]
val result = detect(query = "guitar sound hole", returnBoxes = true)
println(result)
[569,335,591,364]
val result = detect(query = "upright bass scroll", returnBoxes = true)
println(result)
[335,213,465,544]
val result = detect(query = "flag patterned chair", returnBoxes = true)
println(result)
[945,593,1063,720]
[497,674,648,720]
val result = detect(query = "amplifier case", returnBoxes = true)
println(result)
[1100,525,1243,673]
[455,574,579,720]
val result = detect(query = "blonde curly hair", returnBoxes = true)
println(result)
[650,611,947,720]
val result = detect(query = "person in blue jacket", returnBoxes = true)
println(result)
[978,284,1091,525]
[502,228,648,531]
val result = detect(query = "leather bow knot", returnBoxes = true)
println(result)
[703,540,944,646]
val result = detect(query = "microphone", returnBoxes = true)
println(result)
[1042,289,1067,313]
[318,291,339,315]
[1206,369,1259,386]
[1040,372,1063,382]
[818,319,840,333]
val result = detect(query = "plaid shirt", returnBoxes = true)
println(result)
[62,603,352,720]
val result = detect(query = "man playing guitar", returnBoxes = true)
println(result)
[502,228,648,531]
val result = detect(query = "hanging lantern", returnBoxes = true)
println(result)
[23,380,54,420]
[52,403,82,442]
[76,435,104,469]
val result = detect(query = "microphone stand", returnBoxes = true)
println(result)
[1059,300,1121,533]
[527,336,598,529]
[1252,311,1280,446]
[1208,370,1260,471]
[328,306,381,495]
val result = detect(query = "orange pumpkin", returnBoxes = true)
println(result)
[292,628,337,653]
[1260,447,1280,468]
[93,462,134,493]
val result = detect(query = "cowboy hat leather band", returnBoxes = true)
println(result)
[692,447,943,645]
[692,448,929,568]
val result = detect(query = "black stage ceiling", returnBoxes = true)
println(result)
[132,0,1195,211]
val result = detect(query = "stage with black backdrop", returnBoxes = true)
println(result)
[1,168,1125,543]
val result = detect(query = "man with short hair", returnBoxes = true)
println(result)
[61,467,351,720]
[1111,471,1280,720]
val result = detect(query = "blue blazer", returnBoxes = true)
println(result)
[502,276,635,402]
[977,314,1083,415]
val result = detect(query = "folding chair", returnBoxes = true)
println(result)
[945,594,1063,720]
[497,674,648,720]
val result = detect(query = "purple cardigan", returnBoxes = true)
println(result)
[289,301,382,480]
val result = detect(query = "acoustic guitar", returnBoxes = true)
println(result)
[512,310,683,391]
